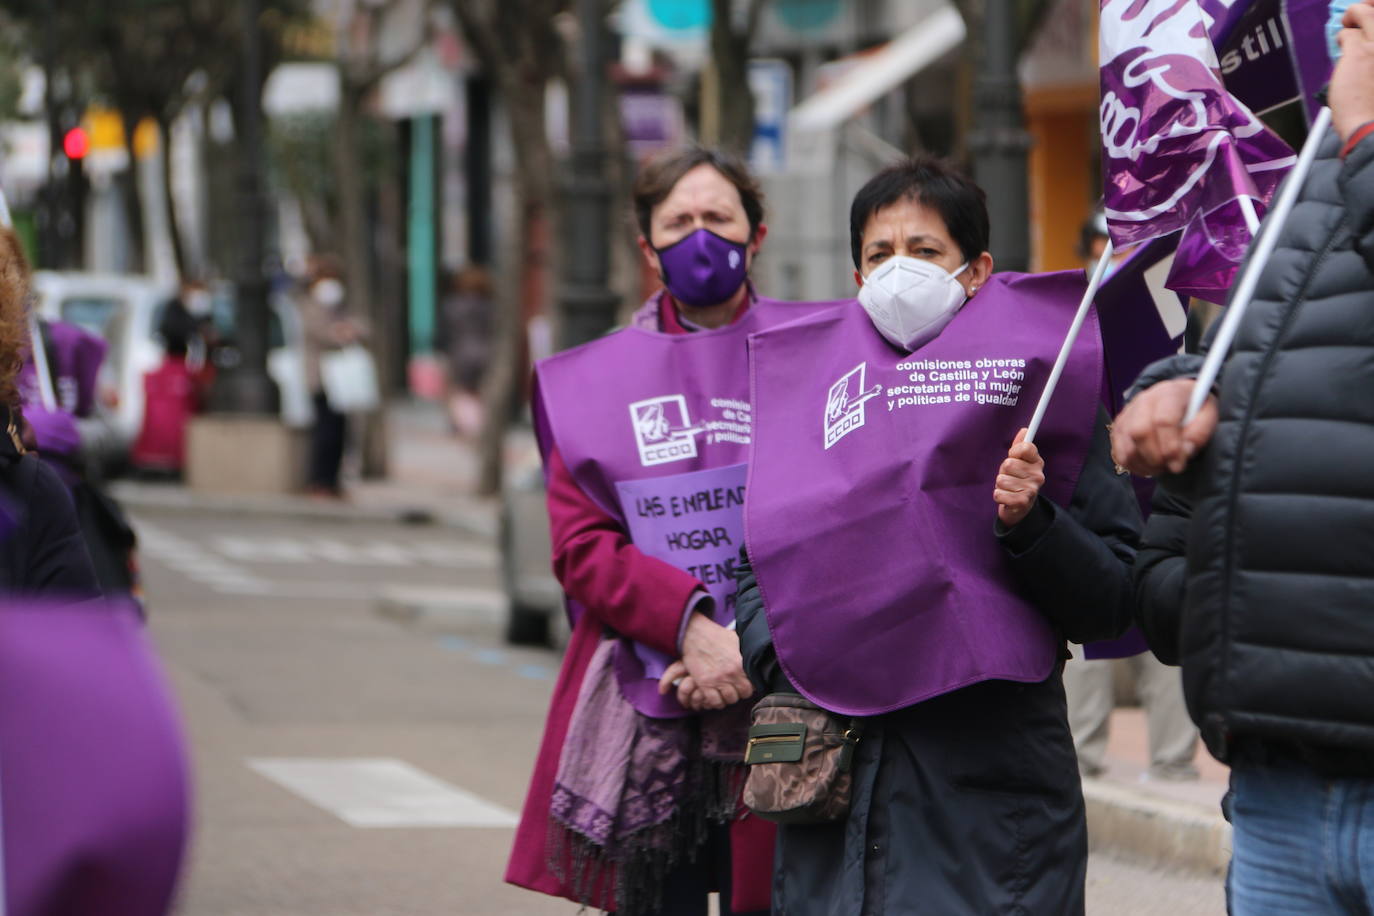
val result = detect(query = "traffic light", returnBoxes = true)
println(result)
[62,126,89,161]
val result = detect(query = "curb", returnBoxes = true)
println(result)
[111,482,498,538]
[1083,778,1231,875]
[375,585,509,632]
[375,585,571,648]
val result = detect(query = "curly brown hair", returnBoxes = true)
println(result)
[0,229,33,407]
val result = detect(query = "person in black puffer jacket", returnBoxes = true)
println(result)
[1113,8,1374,911]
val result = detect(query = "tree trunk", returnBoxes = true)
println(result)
[362,140,407,480]
[301,195,335,254]
[334,84,373,321]
[334,81,389,478]
[476,76,555,495]
[711,0,756,156]
[118,111,147,274]
[157,114,187,278]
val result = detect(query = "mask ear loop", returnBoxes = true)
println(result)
[951,262,973,297]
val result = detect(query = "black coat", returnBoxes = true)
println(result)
[1130,129,1374,764]
[0,415,100,597]
[733,407,1141,915]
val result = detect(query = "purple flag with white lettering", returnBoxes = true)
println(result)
[1203,0,1332,121]
[1099,0,1297,302]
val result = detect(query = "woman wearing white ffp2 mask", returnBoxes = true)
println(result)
[733,155,1144,916]
[853,186,992,353]
[858,256,970,351]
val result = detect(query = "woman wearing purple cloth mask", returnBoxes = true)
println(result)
[506,148,851,916]
[734,157,1143,914]
[636,153,767,330]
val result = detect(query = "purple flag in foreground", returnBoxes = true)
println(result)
[1086,237,1190,659]
[1097,236,1189,414]
[1100,0,1297,302]
[0,599,190,915]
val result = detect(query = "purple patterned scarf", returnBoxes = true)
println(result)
[549,639,748,913]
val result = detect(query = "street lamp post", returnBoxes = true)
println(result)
[557,0,620,350]
[970,0,1032,274]
[221,0,277,413]
[40,2,64,270]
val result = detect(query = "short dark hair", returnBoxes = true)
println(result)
[632,146,765,242]
[159,300,196,358]
[849,156,990,269]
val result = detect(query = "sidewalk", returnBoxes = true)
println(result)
[1087,706,1231,875]
[111,401,499,536]
[112,404,1231,875]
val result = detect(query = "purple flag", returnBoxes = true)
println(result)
[1083,238,1190,659]
[1204,0,1333,121]
[1097,236,1189,415]
[1100,0,1297,302]
[19,321,107,421]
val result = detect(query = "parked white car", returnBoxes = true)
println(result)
[30,272,312,460]
[30,272,176,452]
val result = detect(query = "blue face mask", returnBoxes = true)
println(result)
[1328,0,1354,63]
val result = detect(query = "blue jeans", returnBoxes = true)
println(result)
[1229,757,1374,914]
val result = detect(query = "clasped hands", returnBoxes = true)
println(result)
[1109,378,1219,478]
[657,612,754,711]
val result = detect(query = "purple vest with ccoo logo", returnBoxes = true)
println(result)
[746,272,1104,716]
[533,295,846,718]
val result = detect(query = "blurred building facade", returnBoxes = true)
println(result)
[0,0,1105,398]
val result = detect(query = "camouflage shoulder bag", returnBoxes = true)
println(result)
[741,692,863,825]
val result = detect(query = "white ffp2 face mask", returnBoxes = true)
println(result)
[858,256,969,351]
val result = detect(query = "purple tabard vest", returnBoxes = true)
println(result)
[745,272,1103,716]
[533,295,846,718]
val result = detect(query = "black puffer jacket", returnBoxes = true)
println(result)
[1132,129,1374,762]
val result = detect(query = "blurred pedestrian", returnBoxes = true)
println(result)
[131,300,214,476]
[0,226,98,595]
[441,265,492,438]
[1063,649,1199,780]
[734,157,1141,914]
[298,255,365,499]
[1078,211,1112,265]
[1115,5,1374,910]
[506,147,839,916]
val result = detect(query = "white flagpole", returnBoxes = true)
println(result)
[1184,106,1334,424]
[1025,240,1115,443]
[1237,194,1262,236]
[27,314,57,412]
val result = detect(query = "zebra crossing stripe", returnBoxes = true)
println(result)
[247,758,519,828]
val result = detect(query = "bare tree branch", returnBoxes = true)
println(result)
[745,0,768,41]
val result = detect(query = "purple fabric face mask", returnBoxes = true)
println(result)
[655,228,749,308]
